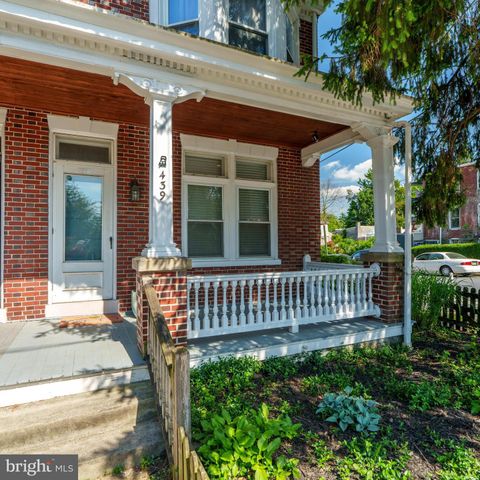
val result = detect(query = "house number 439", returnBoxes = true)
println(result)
[158,155,167,200]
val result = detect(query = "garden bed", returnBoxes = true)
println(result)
[191,330,480,479]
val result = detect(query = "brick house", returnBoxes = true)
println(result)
[0,0,412,364]
[423,163,480,243]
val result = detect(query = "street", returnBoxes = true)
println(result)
[453,275,480,290]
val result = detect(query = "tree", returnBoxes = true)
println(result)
[282,0,479,227]
[320,179,341,223]
[343,169,405,229]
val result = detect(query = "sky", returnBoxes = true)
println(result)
[316,4,406,217]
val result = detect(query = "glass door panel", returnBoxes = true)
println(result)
[64,174,103,262]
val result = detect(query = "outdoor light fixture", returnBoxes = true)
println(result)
[312,131,320,143]
[130,179,140,202]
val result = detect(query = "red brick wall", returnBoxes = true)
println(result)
[423,164,479,242]
[171,131,321,277]
[299,19,314,58]
[3,109,49,320]
[2,106,149,320]
[76,0,149,21]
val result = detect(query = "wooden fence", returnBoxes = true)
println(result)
[440,286,480,333]
[144,284,210,480]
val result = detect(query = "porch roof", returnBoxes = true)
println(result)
[174,97,348,148]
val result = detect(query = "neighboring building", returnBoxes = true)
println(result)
[344,223,375,241]
[0,1,412,363]
[423,163,479,243]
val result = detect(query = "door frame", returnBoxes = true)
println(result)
[46,115,119,315]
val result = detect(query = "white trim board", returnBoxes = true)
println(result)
[0,107,6,323]
[189,324,403,367]
[44,299,119,318]
[0,366,149,407]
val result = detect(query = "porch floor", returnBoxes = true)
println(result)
[0,315,145,388]
[188,318,403,367]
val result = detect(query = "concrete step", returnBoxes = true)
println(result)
[0,381,157,450]
[0,380,165,480]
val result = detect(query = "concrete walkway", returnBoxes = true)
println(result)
[0,316,145,388]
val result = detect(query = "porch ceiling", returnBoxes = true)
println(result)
[173,98,348,148]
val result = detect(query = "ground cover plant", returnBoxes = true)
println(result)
[191,330,480,479]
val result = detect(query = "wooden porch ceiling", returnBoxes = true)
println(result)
[173,98,348,148]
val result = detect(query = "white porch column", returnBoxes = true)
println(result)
[367,132,403,253]
[114,73,205,258]
[142,97,181,257]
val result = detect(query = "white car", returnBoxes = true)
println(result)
[413,252,480,276]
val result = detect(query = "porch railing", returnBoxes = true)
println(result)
[144,284,209,480]
[186,263,381,339]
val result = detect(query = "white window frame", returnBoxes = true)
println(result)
[448,208,461,230]
[449,238,461,244]
[477,170,480,192]
[0,108,7,322]
[181,134,280,268]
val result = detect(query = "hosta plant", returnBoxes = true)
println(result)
[316,386,381,433]
[197,404,301,480]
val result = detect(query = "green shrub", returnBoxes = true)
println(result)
[431,437,480,480]
[197,404,301,480]
[191,356,261,425]
[411,271,458,330]
[412,242,480,259]
[261,355,302,380]
[316,387,381,433]
[337,436,411,480]
[320,253,355,264]
[328,235,375,255]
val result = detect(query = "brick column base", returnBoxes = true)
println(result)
[133,256,192,355]
[362,252,404,324]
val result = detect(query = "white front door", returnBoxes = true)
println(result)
[51,162,114,303]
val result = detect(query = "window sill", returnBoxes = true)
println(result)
[190,258,282,268]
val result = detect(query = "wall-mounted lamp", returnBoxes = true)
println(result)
[312,131,320,143]
[130,179,140,202]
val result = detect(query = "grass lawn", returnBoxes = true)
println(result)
[191,329,480,479]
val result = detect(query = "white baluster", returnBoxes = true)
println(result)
[362,273,368,310]
[330,274,336,314]
[222,281,228,328]
[291,276,300,332]
[194,281,200,334]
[288,276,294,320]
[355,273,362,312]
[212,281,219,331]
[302,275,309,319]
[256,278,264,324]
[231,280,238,327]
[239,280,246,326]
[310,274,316,317]
[272,278,279,322]
[280,277,287,320]
[350,273,356,314]
[335,274,342,314]
[264,278,271,323]
[368,272,374,310]
[323,274,330,315]
[343,273,349,314]
[203,281,210,331]
[247,280,255,324]
[315,273,322,317]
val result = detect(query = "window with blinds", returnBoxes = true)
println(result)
[185,154,226,177]
[236,159,272,181]
[187,185,224,257]
[56,136,112,164]
[239,189,270,256]
[182,143,277,261]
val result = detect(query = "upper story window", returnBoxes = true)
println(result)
[168,0,199,35]
[449,209,461,230]
[228,0,268,55]
[153,0,299,62]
